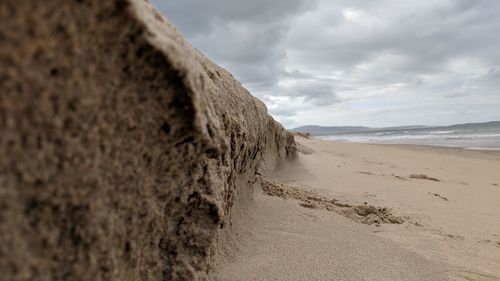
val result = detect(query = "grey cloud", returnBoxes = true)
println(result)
[152,0,315,96]
[277,81,339,107]
[154,0,313,36]
[287,0,500,73]
[269,107,296,117]
[151,0,500,127]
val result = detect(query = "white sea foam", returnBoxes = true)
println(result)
[319,128,500,149]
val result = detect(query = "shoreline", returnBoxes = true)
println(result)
[316,137,500,151]
[312,135,500,151]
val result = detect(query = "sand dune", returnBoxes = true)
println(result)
[0,1,295,280]
[212,136,500,280]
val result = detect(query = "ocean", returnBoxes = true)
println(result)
[318,122,500,150]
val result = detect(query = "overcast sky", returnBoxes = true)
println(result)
[151,0,500,128]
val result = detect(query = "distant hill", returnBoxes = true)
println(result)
[291,125,372,135]
[292,121,500,136]
[438,121,500,130]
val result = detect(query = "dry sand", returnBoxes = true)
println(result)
[212,136,500,281]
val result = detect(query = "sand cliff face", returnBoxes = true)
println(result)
[0,1,296,280]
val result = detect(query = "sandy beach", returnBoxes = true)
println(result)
[3,1,500,280]
[213,136,500,281]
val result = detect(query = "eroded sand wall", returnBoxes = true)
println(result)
[0,1,296,280]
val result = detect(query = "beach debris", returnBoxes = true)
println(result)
[391,174,407,180]
[357,172,409,181]
[299,202,317,209]
[428,192,448,201]
[260,177,403,225]
[409,174,440,182]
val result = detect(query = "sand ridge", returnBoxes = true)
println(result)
[0,1,296,280]
[260,177,403,225]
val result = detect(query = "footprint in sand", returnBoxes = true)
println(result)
[302,212,320,222]
[477,239,500,247]
[363,192,377,198]
[453,270,500,281]
[444,233,464,240]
